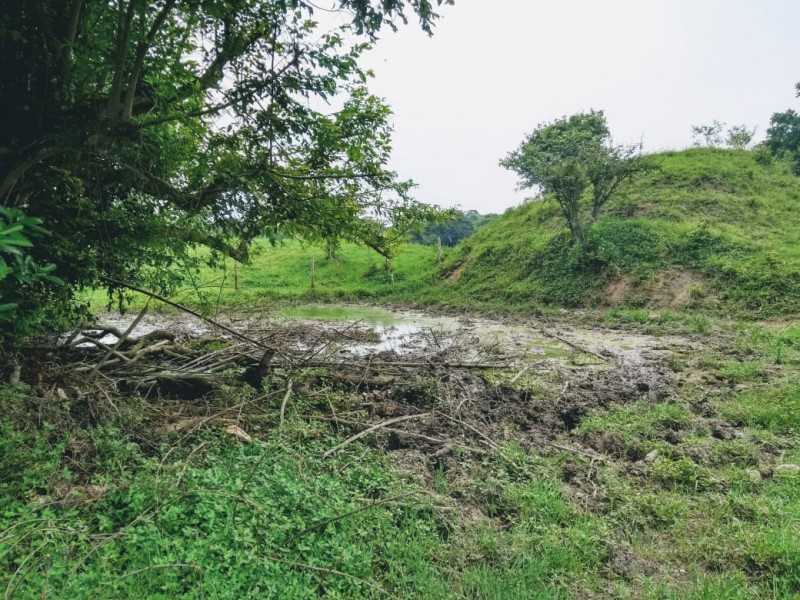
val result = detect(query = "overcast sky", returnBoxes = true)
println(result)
[349,0,800,213]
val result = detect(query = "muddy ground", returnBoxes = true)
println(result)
[20,305,717,506]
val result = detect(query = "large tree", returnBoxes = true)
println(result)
[0,0,449,328]
[501,111,646,243]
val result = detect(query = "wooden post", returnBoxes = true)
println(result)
[437,236,442,265]
[310,256,315,290]
[386,257,394,285]
[233,259,239,290]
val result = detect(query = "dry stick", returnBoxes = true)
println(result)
[3,539,50,600]
[71,337,132,363]
[104,563,202,584]
[92,300,151,373]
[101,277,287,358]
[549,442,608,463]
[284,491,418,546]
[320,417,446,445]
[537,326,609,361]
[279,380,293,427]
[269,556,396,599]
[322,413,430,459]
[438,413,499,450]
[276,360,510,370]
[509,363,533,384]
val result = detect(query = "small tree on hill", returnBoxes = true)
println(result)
[692,121,756,150]
[501,111,647,243]
[765,83,800,174]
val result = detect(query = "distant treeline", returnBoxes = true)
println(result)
[411,210,498,247]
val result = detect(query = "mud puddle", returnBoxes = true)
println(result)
[88,303,690,372]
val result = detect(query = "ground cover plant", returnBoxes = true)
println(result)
[2,305,800,598]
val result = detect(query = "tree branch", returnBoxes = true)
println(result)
[122,0,179,120]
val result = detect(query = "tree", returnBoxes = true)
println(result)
[501,111,646,243]
[691,120,725,147]
[692,121,756,150]
[0,0,450,329]
[765,83,800,174]
[725,125,757,150]
[410,210,498,247]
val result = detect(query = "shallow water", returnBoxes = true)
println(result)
[85,303,680,365]
[278,304,571,361]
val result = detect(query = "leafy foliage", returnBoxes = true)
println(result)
[410,210,498,247]
[501,111,647,243]
[764,83,800,174]
[0,0,451,336]
[0,208,64,327]
[692,121,757,150]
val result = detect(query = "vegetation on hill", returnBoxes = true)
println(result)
[440,148,800,315]
[410,210,499,247]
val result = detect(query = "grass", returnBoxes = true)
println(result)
[4,315,800,597]
[85,238,445,313]
[13,147,800,596]
[438,148,800,315]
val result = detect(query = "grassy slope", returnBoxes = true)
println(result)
[85,239,444,312]
[436,148,800,314]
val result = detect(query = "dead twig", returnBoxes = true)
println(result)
[549,442,608,463]
[322,413,430,459]
[279,380,293,427]
[92,300,150,373]
[537,326,609,361]
[269,556,396,598]
[437,413,499,450]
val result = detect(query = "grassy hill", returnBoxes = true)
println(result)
[436,148,800,315]
[90,148,800,318]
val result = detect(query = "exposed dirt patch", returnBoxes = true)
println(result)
[605,274,633,304]
[604,269,711,309]
[645,269,705,308]
[443,259,466,282]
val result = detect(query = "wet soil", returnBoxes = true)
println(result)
[86,303,683,462]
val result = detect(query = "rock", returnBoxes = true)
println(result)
[745,469,762,483]
[775,464,800,474]
[644,449,660,464]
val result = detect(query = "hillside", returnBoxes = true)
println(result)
[439,148,800,315]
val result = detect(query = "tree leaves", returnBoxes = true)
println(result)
[501,111,648,243]
[0,0,449,324]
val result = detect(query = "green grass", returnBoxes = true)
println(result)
[438,148,800,315]
[4,313,800,599]
[86,239,445,313]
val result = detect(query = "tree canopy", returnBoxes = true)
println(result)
[410,210,497,247]
[501,111,647,243]
[765,83,800,174]
[0,0,450,334]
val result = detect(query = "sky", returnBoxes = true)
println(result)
[345,0,800,213]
